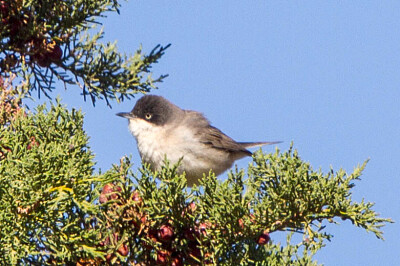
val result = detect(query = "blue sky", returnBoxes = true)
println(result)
[44,1,399,264]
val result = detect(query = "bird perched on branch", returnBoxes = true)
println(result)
[117,95,280,186]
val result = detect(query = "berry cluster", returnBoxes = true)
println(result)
[30,38,63,68]
[95,183,144,264]
[94,183,272,265]
[141,205,213,265]
[0,0,63,70]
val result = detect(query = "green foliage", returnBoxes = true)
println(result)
[0,1,393,265]
[247,148,390,240]
[0,101,97,264]
[0,102,393,265]
[0,0,169,106]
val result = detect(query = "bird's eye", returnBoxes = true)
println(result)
[145,113,152,120]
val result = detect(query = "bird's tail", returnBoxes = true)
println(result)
[238,141,282,148]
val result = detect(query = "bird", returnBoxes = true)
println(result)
[117,95,280,186]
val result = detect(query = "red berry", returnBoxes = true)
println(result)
[32,40,62,67]
[98,193,107,204]
[140,214,147,224]
[256,230,270,245]
[102,184,115,194]
[48,44,62,62]
[198,222,210,236]
[27,136,38,150]
[131,190,143,205]
[182,202,196,217]
[187,202,196,213]
[171,254,183,266]
[117,244,129,256]
[158,224,174,242]
[156,250,171,265]
[99,236,110,247]
[99,183,121,203]
[238,218,244,230]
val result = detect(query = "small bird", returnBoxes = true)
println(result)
[117,95,280,186]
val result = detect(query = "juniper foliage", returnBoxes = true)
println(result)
[0,0,393,265]
[0,0,169,106]
[0,102,392,264]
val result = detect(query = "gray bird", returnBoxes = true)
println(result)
[117,95,280,186]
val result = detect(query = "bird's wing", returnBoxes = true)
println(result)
[184,110,252,156]
[182,110,251,157]
[198,125,252,156]
[184,111,281,157]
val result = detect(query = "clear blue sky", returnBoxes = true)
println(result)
[47,1,399,264]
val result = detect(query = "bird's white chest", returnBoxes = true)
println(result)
[128,119,194,166]
[127,118,233,186]
[129,119,166,165]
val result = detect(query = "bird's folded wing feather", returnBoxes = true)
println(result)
[198,126,252,156]
[185,110,280,156]
[195,125,252,157]
[183,110,250,155]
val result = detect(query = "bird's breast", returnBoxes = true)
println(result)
[128,119,235,185]
[128,119,166,167]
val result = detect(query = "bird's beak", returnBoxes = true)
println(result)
[116,112,135,119]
